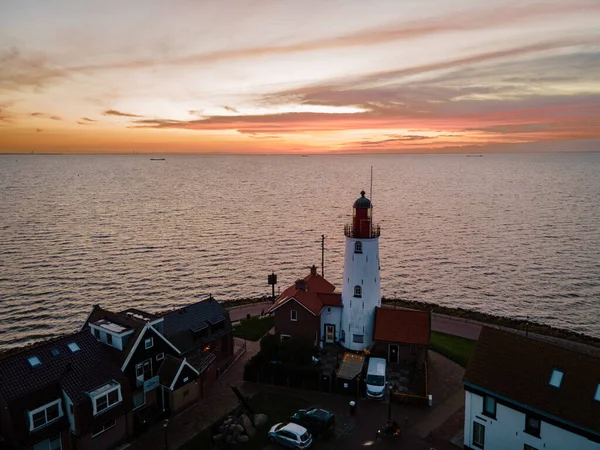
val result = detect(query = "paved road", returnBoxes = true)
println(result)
[227,301,272,323]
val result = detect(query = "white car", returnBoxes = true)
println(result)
[268,422,313,449]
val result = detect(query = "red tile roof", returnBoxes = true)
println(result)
[464,327,600,435]
[267,271,337,316]
[373,307,431,345]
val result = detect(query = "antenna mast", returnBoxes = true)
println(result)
[321,234,326,277]
[369,166,373,237]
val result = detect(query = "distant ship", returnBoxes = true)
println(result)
[150,158,166,161]
[466,154,483,157]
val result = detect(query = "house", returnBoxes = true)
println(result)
[82,305,181,429]
[0,331,132,450]
[463,327,600,450]
[371,307,430,365]
[267,265,342,344]
[161,297,234,412]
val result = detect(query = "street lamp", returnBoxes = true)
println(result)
[162,419,169,450]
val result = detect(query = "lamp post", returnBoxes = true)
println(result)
[162,419,169,450]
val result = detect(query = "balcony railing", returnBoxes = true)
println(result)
[344,224,381,238]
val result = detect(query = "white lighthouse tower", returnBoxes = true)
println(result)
[340,191,381,351]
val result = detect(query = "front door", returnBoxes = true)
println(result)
[325,324,335,343]
[389,344,399,363]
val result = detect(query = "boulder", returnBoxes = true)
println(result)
[237,435,250,443]
[240,414,257,438]
[253,413,268,428]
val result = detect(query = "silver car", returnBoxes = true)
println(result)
[268,422,313,449]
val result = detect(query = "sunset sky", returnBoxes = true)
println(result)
[1,0,599,154]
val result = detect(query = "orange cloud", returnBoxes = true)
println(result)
[102,109,142,117]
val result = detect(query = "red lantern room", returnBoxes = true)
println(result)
[342,190,381,239]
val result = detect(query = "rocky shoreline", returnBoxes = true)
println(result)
[220,296,600,348]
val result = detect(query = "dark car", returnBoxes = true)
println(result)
[290,407,335,439]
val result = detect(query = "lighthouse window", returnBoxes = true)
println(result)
[354,242,362,254]
[354,286,362,298]
[290,310,298,322]
[353,334,364,344]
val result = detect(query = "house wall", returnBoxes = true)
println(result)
[0,395,17,447]
[27,429,72,450]
[76,414,128,450]
[319,306,342,342]
[464,390,600,450]
[371,342,427,365]
[274,300,320,343]
[172,380,200,414]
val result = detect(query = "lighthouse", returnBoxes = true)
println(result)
[340,191,381,351]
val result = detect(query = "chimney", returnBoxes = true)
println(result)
[295,279,307,291]
[310,265,317,276]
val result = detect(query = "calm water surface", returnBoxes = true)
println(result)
[1,153,599,348]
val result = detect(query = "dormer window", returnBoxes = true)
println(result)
[106,334,113,346]
[354,241,362,253]
[28,399,63,431]
[28,356,41,368]
[353,286,362,298]
[145,337,153,349]
[549,369,564,388]
[90,381,122,416]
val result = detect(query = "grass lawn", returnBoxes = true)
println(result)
[179,391,310,450]
[233,316,275,341]
[430,331,477,367]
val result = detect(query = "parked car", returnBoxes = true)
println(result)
[290,407,335,439]
[268,422,313,449]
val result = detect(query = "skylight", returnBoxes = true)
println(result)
[51,348,60,356]
[67,342,80,353]
[28,356,41,367]
[594,384,600,402]
[549,369,564,388]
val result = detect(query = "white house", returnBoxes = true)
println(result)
[463,327,600,450]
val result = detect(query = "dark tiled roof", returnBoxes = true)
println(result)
[268,271,337,316]
[0,330,128,404]
[317,293,342,307]
[464,327,600,434]
[158,354,184,388]
[162,298,232,354]
[187,351,217,373]
[373,307,431,345]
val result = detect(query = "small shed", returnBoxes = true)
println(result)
[335,353,365,395]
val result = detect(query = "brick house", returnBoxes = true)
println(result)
[463,327,600,450]
[371,307,430,365]
[0,331,132,450]
[268,266,342,344]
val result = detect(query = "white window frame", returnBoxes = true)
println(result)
[354,241,362,253]
[145,337,154,349]
[67,342,80,353]
[156,352,165,361]
[132,391,146,411]
[290,310,298,322]
[549,369,564,388]
[353,285,362,298]
[91,418,116,438]
[91,384,122,416]
[28,399,63,432]
[28,356,42,367]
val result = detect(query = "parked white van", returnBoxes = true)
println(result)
[365,357,387,399]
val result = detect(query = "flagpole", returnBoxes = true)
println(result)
[370,166,373,237]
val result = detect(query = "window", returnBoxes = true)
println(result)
[91,418,116,438]
[340,330,345,342]
[51,348,59,356]
[106,333,113,345]
[353,334,364,344]
[183,376,189,383]
[280,334,291,342]
[525,414,541,437]
[354,241,362,253]
[91,328,98,338]
[549,369,563,388]
[472,422,485,448]
[28,400,62,431]
[33,434,62,450]
[483,395,496,418]
[353,286,362,298]
[183,389,190,397]
[135,359,153,385]
[290,310,298,322]
[133,391,146,410]
[90,382,122,415]
[28,356,41,367]
[156,353,165,361]
[67,342,80,353]
[595,384,600,402]
[145,337,153,349]
[524,445,538,450]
